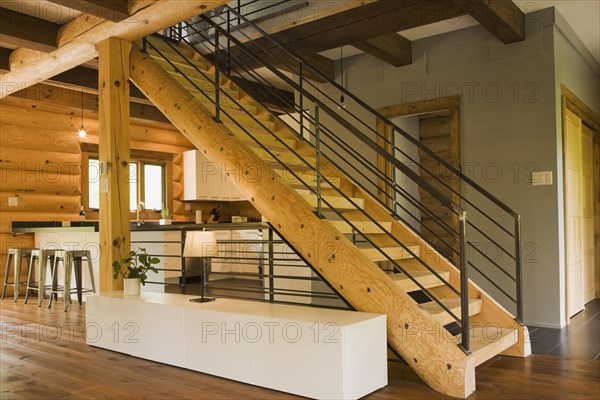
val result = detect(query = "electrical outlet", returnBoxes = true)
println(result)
[185,203,192,211]
[532,171,553,186]
[8,196,18,206]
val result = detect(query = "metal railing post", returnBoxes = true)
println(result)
[299,62,304,139]
[515,214,523,323]
[459,210,470,354]
[268,227,275,302]
[315,106,323,218]
[227,9,232,75]
[214,29,221,123]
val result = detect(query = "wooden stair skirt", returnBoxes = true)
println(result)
[129,42,529,398]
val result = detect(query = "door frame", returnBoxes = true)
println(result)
[561,85,600,323]
[375,95,461,207]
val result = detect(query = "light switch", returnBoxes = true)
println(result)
[532,171,553,186]
[8,196,18,206]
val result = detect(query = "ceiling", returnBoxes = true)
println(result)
[320,0,600,63]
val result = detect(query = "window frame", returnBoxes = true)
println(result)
[81,144,173,217]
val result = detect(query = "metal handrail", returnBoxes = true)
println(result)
[194,5,523,326]
[144,34,472,352]
[144,5,520,349]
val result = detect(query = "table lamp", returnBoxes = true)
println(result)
[183,230,219,303]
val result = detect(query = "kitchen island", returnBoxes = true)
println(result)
[11,221,265,296]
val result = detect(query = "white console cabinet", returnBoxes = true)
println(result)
[87,292,388,399]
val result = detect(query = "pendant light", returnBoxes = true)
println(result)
[338,46,346,109]
[78,89,87,138]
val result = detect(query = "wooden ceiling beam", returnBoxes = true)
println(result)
[46,0,130,22]
[3,82,171,126]
[0,46,146,100]
[0,7,60,52]
[450,0,525,43]
[232,0,463,69]
[352,33,412,67]
[0,1,229,99]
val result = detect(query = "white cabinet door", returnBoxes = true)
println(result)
[231,230,261,275]
[211,230,231,273]
[183,149,245,201]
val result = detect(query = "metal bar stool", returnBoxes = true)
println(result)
[24,249,57,305]
[2,248,37,301]
[39,250,96,311]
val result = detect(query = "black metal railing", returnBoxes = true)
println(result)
[137,224,347,308]
[140,4,525,352]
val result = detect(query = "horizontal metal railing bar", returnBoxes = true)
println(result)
[466,241,516,282]
[152,28,478,326]
[213,5,519,220]
[467,261,517,304]
[168,31,466,323]
[194,16,464,217]
[183,19,464,262]
[181,26,464,258]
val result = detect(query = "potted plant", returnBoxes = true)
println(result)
[159,208,172,225]
[112,248,160,295]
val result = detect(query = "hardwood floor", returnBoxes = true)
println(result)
[1,299,599,400]
[528,299,600,359]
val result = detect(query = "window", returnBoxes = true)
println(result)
[87,158,165,211]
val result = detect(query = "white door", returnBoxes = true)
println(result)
[564,109,595,317]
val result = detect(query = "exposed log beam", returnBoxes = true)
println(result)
[233,0,463,71]
[450,0,525,43]
[46,0,130,22]
[0,47,10,71]
[0,7,60,52]
[97,37,131,292]
[0,1,229,99]
[0,46,147,100]
[3,82,171,126]
[352,33,412,67]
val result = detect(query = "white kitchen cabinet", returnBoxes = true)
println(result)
[211,230,232,277]
[230,229,262,274]
[183,149,246,201]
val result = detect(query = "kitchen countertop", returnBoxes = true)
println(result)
[11,221,267,234]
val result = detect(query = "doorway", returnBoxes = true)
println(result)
[376,96,461,259]
[562,85,600,320]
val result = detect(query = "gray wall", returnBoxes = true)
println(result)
[332,8,595,327]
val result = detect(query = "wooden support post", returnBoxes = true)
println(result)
[97,37,132,292]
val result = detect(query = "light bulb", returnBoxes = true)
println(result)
[78,126,87,138]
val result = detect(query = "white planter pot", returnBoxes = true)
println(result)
[159,219,172,225]
[123,278,141,296]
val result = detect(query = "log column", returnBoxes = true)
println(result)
[97,37,131,292]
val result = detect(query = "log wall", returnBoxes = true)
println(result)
[0,100,195,294]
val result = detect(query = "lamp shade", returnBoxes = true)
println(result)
[183,231,219,257]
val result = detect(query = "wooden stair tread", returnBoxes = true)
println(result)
[420,298,482,325]
[147,49,211,74]
[455,327,518,366]
[295,189,365,210]
[221,111,277,131]
[390,270,450,292]
[329,220,392,234]
[227,127,297,151]
[360,246,419,262]
[252,148,314,168]
[276,170,341,189]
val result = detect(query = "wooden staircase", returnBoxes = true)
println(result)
[129,37,530,398]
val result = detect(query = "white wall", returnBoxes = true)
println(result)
[330,8,583,327]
